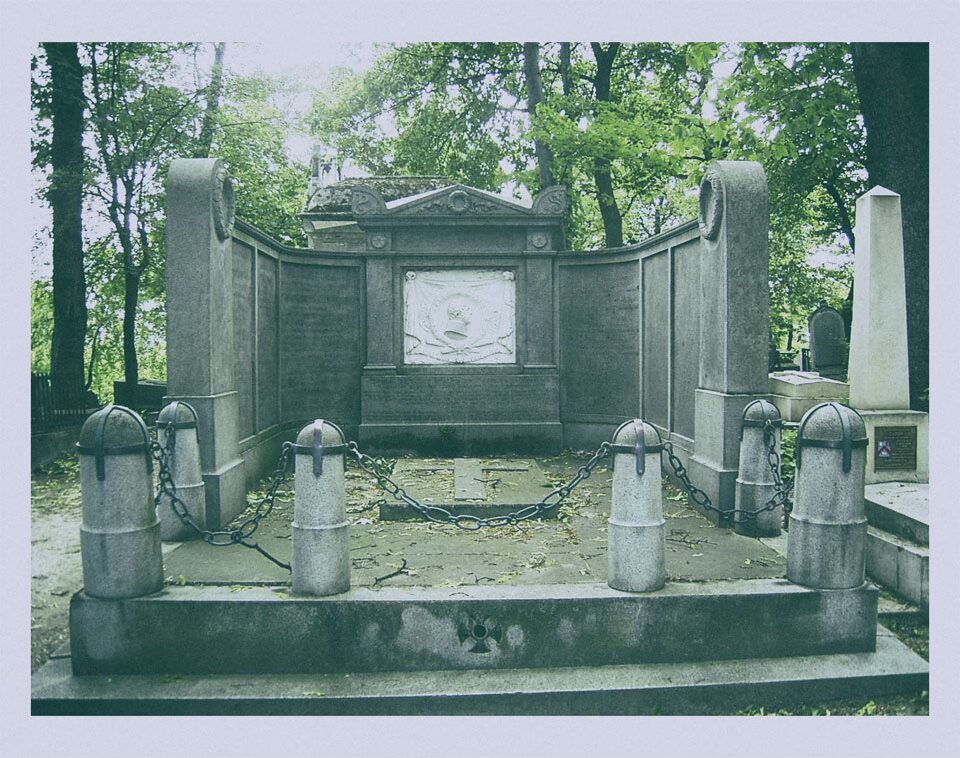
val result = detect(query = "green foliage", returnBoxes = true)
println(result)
[31,43,311,403]
[32,41,874,403]
[308,44,524,189]
[214,73,309,245]
[30,280,53,374]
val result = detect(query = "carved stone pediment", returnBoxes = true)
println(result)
[351,183,565,219]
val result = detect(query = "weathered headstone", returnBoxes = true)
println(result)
[846,187,928,483]
[807,304,847,380]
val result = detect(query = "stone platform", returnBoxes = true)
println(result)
[31,452,928,714]
[865,482,929,608]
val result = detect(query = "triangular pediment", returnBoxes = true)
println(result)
[352,183,565,218]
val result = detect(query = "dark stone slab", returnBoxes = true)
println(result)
[559,257,639,425]
[378,458,557,521]
[642,251,670,428]
[256,253,280,431]
[279,261,362,427]
[232,239,256,440]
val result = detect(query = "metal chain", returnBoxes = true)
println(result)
[345,440,612,530]
[153,425,293,571]
[661,418,793,525]
[761,419,795,522]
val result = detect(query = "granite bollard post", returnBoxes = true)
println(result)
[292,419,350,596]
[607,419,666,592]
[156,401,206,541]
[787,402,869,589]
[77,405,164,598]
[734,399,783,537]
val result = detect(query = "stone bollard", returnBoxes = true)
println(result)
[156,400,206,541]
[734,399,783,537]
[607,419,666,592]
[291,419,350,596]
[77,405,164,598]
[787,402,869,589]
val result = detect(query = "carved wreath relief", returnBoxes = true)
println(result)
[697,167,723,241]
[212,162,236,241]
[403,270,516,364]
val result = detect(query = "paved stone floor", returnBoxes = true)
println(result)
[163,451,787,587]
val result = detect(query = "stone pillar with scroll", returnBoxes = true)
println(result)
[165,159,246,526]
[847,187,928,483]
[686,161,770,521]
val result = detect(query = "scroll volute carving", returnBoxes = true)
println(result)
[351,186,388,216]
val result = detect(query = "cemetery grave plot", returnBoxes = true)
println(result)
[159,451,787,588]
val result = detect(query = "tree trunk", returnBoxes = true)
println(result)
[194,42,225,159]
[851,43,928,410]
[43,42,88,409]
[122,269,140,386]
[559,43,572,98]
[591,43,623,249]
[522,42,555,190]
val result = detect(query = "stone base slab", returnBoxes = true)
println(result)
[200,457,246,528]
[866,526,929,608]
[768,371,849,422]
[32,626,926,715]
[865,482,928,545]
[684,456,737,524]
[67,580,877,676]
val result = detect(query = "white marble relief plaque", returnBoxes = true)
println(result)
[403,270,516,364]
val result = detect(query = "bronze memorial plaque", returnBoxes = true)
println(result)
[874,426,918,471]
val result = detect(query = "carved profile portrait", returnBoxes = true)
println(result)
[404,270,516,364]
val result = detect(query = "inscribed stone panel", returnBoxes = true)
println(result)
[642,252,669,429]
[231,239,255,440]
[558,259,639,421]
[671,238,701,439]
[256,254,279,431]
[280,263,362,425]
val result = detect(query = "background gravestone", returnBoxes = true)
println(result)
[808,304,847,380]
[847,186,928,484]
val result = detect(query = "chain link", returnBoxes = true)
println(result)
[346,440,612,530]
[154,415,796,565]
[661,418,793,526]
[153,425,293,571]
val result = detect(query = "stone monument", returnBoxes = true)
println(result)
[350,183,566,454]
[686,161,771,520]
[847,186,928,484]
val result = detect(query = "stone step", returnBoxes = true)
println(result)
[67,580,877,676]
[866,526,929,608]
[864,482,928,545]
[31,626,927,715]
